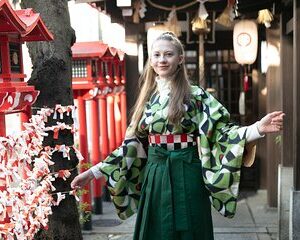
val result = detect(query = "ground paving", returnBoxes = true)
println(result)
[82,190,277,240]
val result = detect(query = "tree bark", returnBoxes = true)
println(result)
[21,0,75,107]
[20,0,82,239]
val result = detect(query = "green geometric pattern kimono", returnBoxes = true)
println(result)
[100,85,247,220]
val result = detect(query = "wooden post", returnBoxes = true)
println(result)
[281,8,294,168]
[293,0,300,191]
[265,28,281,207]
[290,2,300,239]
[278,10,294,239]
[199,35,205,88]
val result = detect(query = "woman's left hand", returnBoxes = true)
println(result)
[257,111,285,134]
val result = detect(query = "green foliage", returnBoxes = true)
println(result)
[76,188,89,196]
[78,202,92,224]
[76,189,92,224]
[275,134,282,146]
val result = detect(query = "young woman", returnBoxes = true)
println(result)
[71,32,284,240]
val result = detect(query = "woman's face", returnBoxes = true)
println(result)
[150,40,183,78]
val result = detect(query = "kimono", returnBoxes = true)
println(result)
[98,84,255,240]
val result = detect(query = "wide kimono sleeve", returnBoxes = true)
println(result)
[100,132,148,220]
[193,86,250,218]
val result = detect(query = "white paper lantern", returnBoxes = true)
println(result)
[233,20,258,65]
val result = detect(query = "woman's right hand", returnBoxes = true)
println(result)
[71,169,94,189]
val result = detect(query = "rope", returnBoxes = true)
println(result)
[146,0,221,11]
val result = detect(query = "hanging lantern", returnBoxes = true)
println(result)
[233,20,258,65]
[257,9,273,28]
[165,7,181,37]
[191,17,210,35]
[192,0,210,35]
[215,0,235,28]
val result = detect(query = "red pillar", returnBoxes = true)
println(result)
[120,91,127,138]
[20,106,31,131]
[0,113,6,136]
[107,94,116,152]
[99,94,111,202]
[0,38,11,82]
[114,94,122,147]
[120,60,127,139]
[77,95,92,229]
[90,98,102,214]
[98,60,109,159]
[99,95,109,160]
[0,113,9,226]
[20,107,32,180]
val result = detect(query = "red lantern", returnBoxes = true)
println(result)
[0,1,53,114]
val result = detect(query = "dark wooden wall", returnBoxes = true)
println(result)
[255,71,267,189]
[266,66,282,206]
[266,28,282,207]
[293,0,300,190]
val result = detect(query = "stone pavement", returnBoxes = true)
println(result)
[82,190,277,240]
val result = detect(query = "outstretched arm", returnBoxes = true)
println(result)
[242,111,284,143]
[71,161,104,189]
[71,168,95,189]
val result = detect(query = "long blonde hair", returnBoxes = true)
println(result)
[129,32,191,136]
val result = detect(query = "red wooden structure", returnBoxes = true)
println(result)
[0,0,53,229]
[71,41,126,228]
[0,1,53,134]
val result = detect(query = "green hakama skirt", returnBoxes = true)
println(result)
[133,146,214,240]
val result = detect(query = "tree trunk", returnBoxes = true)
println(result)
[20,0,82,239]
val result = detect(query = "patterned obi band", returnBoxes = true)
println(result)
[148,134,197,150]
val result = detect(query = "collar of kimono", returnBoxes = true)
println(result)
[155,76,171,94]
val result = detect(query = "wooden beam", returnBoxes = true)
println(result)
[266,29,281,207]
[281,12,293,167]
[293,0,300,190]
